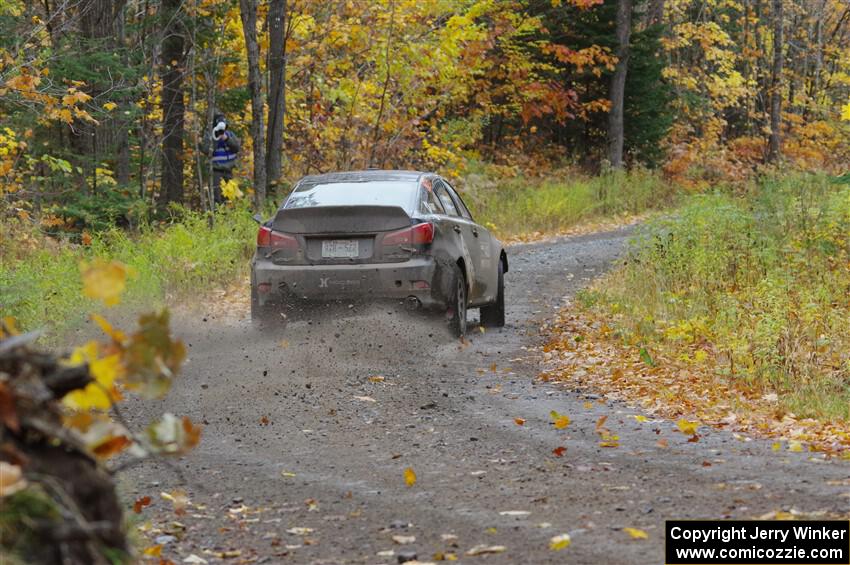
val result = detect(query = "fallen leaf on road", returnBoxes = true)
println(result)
[369,375,385,383]
[143,545,162,556]
[499,510,529,516]
[550,410,570,429]
[377,550,394,556]
[466,545,506,556]
[656,439,668,448]
[633,415,648,423]
[183,556,208,564]
[595,415,608,432]
[623,527,648,539]
[549,533,571,550]
[133,495,152,513]
[514,417,525,426]
[354,395,376,402]
[789,441,805,452]
[676,419,700,436]
[286,527,314,535]
[552,446,567,457]
[260,415,270,425]
[772,442,782,451]
[393,535,416,544]
[404,467,417,487]
[583,401,593,409]
[160,489,189,515]
[599,435,620,448]
[435,551,458,560]
[281,470,296,478]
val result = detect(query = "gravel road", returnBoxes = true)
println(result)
[122,228,850,564]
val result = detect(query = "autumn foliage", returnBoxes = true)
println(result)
[0,263,196,563]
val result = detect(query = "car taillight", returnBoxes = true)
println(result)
[257,226,298,249]
[383,222,435,246]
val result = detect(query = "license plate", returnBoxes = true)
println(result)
[322,239,358,258]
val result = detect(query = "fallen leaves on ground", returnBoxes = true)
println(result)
[514,417,525,426]
[539,303,850,456]
[550,410,570,429]
[552,446,567,457]
[392,534,416,544]
[676,419,700,436]
[549,533,571,550]
[404,467,417,487]
[466,544,506,556]
[133,495,152,513]
[623,527,648,539]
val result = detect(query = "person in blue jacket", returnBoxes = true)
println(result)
[205,113,241,205]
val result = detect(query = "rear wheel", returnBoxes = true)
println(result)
[480,259,505,327]
[447,264,468,337]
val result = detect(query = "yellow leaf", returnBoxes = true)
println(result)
[90,313,125,342]
[676,418,700,436]
[404,467,416,487]
[550,410,570,429]
[220,178,243,201]
[772,442,781,451]
[633,415,648,423]
[143,544,163,557]
[623,527,648,539]
[841,101,850,122]
[788,441,804,452]
[549,533,571,550]
[103,101,117,111]
[80,259,132,307]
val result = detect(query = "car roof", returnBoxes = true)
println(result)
[295,170,428,187]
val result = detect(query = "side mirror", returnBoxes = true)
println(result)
[252,213,263,224]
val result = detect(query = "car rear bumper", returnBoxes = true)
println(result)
[252,255,445,308]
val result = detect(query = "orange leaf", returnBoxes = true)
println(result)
[514,417,525,426]
[92,435,131,457]
[182,417,202,449]
[133,495,152,513]
[404,467,417,487]
[552,446,566,457]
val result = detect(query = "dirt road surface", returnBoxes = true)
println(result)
[121,228,850,564]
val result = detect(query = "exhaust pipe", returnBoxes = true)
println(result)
[404,296,422,311]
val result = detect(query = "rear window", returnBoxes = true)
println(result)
[284,181,419,212]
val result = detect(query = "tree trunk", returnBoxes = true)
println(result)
[266,0,286,194]
[159,0,186,205]
[766,0,783,163]
[607,0,632,169]
[240,0,267,207]
[71,0,129,189]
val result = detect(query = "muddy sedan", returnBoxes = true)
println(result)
[250,170,507,336]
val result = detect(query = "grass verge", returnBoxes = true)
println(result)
[461,164,677,239]
[544,173,850,453]
[1,203,258,338]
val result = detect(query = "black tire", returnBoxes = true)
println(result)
[480,258,505,327]
[447,263,468,337]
